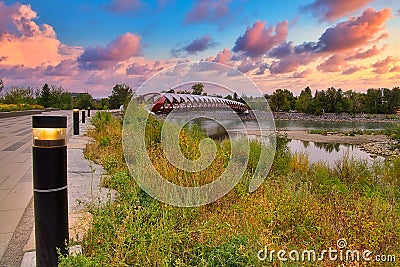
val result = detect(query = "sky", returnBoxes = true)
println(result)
[0,0,399,98]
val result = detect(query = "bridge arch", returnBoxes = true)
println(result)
[136,93,248,114]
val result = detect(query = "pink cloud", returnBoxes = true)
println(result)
[104,0,145,14]
[301,0,373,21]
[203,48,233,66]
[232,20,288,57]
[372,56,398,74]
[292,69,312,78]
[0,1,43,37]
[125,61,166,80]
[342,65,366,75]
[45,59,78,76]
[0,2,81,68]
[214,48,232,64]
[265,8,391,75]
[269,52,318,74]
[184,0,230,25]
[294,8,391,55]
[78,33,142,70]
[345,45,385,61]
[126,63,149,75]
[318,54,347,72]
[171,35,218,56]
[0,2,176,98]
[255,63,268,75]
[390,65,400,72]
[316,8,391,53]
[269,42,294,58]
[237,58,258,73]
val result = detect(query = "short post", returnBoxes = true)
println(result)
[82,109,86,123]
[73,109,79,135]
[32,116,69,267]
[87,107,91,117]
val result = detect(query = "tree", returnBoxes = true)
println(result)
[313,90,326,115]
[38,83,51,107]
[233,92,238,101]
[49,85,72,109]
[295,86,313,113]
[0,79,4,94]
[74,93,93,110]
[191,83,204,95]
[269,89,295,112]
[3,86,35,104]
[108,84,133,109]
[364,88,381,114]
[99,98,110,110]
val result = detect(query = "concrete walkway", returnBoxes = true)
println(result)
[0,110,113,266]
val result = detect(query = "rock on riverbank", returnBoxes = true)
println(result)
[271,112,400,123]
[358,140,400,157]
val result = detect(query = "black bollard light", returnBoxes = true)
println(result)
[32,116,69,267]
[73,109,79,135]
[87,107,91,117]
[82,109,86,123]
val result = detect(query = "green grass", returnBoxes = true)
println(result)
[385,124,400,149]
[59,111,400,266]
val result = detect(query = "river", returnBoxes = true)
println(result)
[179,117,391,166]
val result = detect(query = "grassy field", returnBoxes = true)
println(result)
[59,111,400,266]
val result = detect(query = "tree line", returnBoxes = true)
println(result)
[2,78,399,115]
[265,86,400,114]
[0,79,133,110]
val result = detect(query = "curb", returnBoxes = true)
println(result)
[0,110,43,119]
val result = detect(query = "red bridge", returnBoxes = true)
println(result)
[137,93,248,114]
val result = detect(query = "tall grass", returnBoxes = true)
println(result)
[60,111,400,266]
[0,103,43,112]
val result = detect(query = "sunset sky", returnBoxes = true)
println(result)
[0,0,399,97]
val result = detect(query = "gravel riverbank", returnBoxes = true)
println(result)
[272,112,400,123]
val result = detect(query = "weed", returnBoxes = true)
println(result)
[60,109,400,266]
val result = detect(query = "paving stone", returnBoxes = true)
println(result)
[0,209,25,233]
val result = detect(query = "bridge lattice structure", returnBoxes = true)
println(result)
[137,93,248,114]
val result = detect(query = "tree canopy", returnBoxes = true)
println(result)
[108,84,133,109]
[191,83,204,95]
[265,86,400,114]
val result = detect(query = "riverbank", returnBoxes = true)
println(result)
[272,111,400,123]
[156,109,400,123]
[278,130,389,144]
[246,129,400,157]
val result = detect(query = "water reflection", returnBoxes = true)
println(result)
[312,141,343,153]
[174,116,382,167]
[288,139,374,166]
